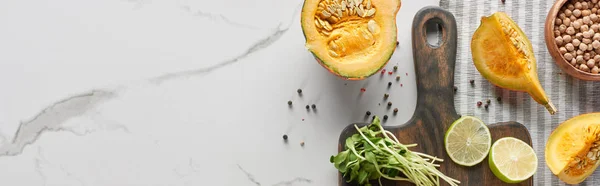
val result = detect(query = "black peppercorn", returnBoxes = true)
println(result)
[384,93,389,99]
[497,97,502,102]
[388,102,392,107]
[306,105,310,109]
[486,99,491,104]
[453,86,457,92]
[383,115,388,120]
[288,100,292,105]
[393,66,398,71]
[484,104,489,109]
[388,82,392,87]
[396,75,400,81]
[394,108,398,113]
[366,111,371,116]
[396,41,399,46]
[470,80,475,85]
[311,104,316,109]
[297,89,302,94]
[283,134,288,140]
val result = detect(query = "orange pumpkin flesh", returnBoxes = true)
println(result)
[471,12,557,115]
[546,113,600,184]
[300,0,401,80]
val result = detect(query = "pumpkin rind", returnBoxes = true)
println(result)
[300,0,401,80]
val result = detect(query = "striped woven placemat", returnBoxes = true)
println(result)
[440,0,600,185]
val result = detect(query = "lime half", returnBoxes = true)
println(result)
[489,137,537,183]
[444,116,492,166]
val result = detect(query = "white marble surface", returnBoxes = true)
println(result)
[0,0,439,185]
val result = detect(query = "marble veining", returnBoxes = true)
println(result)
[0,0,438,185]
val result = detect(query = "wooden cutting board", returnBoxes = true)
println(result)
[337,6,533,186]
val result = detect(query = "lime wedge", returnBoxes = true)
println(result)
[444,116,492,166]
[489,137,537,183]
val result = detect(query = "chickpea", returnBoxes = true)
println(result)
[556,18,563,26]
[577,55,585,63]
[567,26,576,35]
[576,2,583,9]
[561,47,569,54]
[591,14,599,22]
[595,55,600,62]
[580,63,590,72]
[574,9,582,18]
[573,21,582,29]
[585,52,592,60]
[584,2,590,10]
[584,38,593,44]
[584,30,593,38]
[567,43,576,51]
[564,34,573,43]
[571,15,577,21]
[594,8,599,15]
[592,66,600,74]
[584,10,592,17]
[568,4,575,11]
[594,33,600,40]
[584,16,592,24]
[591,24,599,32]
[574,38,582,47]
[588,59,596,69]
[566,9,573,17]
[565,53,574,61]
[582,24,590,32]
[560,25,568,33]
[594,40,600,49]
[556,36,564,46]
[595,47,600,54]
[577,32,584,40]
[564,18,572,26]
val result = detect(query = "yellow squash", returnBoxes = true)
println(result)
[545,113,600,184]
[300,0,401,80]
[471,12,557,115]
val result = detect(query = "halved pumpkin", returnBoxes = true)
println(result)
[300,0,401,80]
[471,12,557,115]
[545,113,600,184]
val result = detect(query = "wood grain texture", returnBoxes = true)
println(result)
[337,6,533,186]
[544,0,600,81]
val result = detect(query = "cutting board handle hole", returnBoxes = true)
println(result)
[425,20,443,48]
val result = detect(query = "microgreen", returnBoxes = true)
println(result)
[330,116,460,186]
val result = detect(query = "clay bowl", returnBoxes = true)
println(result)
[545,0,600,81]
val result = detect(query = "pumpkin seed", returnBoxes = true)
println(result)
[329,50,339,57]
[314,19,322,28]
[330,41,339,50]
[368,19,379,33]
[366,0,371,9]
[322,11,331,18]
[356,7,364,17]
[366,8,376,17]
